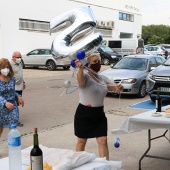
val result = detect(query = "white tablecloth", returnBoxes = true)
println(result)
[111,105,170,134]
[0,145,123,170]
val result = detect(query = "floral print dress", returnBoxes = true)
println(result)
[0,77,19,128]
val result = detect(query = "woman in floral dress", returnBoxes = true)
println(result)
[0,58,24,137]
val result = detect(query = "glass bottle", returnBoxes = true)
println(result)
[30,128,43,170]
[155,87,162,112]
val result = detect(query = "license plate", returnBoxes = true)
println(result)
[160,87,170,92]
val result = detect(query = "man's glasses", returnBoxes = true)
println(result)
[13,56,22,59]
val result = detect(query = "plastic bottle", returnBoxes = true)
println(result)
[8,124,22,170]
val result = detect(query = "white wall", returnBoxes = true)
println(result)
[0,0,142,59]
[70,0,141,14]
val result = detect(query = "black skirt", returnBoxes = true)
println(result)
[74,103,107,138]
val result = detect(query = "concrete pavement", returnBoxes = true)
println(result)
[1,113,170,170]
[1,67,170,169]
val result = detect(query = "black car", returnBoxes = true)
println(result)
[97,46,122,65]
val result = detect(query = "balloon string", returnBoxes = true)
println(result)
[60,89,66,97]
[118,92,121,112]
[66,86,79,94]
[60,66,123,96]
[84,66,109,86]
[60,68,79,96]
[84,65,122,90]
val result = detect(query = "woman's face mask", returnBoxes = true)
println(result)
[1,68,10,76]
[90,61,101,72]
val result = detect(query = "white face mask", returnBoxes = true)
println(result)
[1,68,10,76]
[15,58,21,64]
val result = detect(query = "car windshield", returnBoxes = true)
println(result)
[113,57,148,71]
[100,46,113,52]
[163,58,170,66]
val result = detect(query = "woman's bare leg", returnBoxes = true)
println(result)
[0,128,4,137]
[96,136,109,160]
[76,137,87,151]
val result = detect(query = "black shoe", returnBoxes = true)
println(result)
[17,122,24,127]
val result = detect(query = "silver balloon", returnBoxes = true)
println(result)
[50,6,103,60]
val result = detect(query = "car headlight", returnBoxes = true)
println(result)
[111,55,117,58]
[122,78,137,84]
[148,72,155,80]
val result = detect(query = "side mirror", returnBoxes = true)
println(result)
[110,63,115,68]
[150,66,155,71]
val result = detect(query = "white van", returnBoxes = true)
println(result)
[101,39,143,56]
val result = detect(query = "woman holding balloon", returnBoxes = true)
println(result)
[74,54,123,160]
[50,5,123,160]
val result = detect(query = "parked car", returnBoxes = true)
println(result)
[97,45,122,65]
[144,45,168,59]
[146,56,170,102]
[100,55,165,98]
[159,44,170,57]
[21,49,70,71]
[144,44,157,48]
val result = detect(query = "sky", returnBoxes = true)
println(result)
[142,0,170,26]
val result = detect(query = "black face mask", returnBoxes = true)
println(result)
[90,62,101,72]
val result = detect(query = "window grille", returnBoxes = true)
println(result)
[19,18,50,32]
[94,28,112,37]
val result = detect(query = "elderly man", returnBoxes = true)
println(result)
[11,51,26,127]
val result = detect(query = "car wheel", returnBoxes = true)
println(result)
[21,60,25,69]
[150,96,156,102]
[102,58,110,65]
[63,66,70,70]
[46,60,56,71]
[137,81,146,98]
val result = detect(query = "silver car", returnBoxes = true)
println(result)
[100,55,165,98]
[144,45,168,59]
[21,49,70,71]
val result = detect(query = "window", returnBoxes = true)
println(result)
[149,58,157,68]
[19,18,50,32]
[147,47,153,51]
[155,57,165,65]
[119,13,123,20]
[152,47,158,51]
[123,13,126,20]
[119,12,134,22]
[108,41,122,48]
[120,33,133,39]
[28,50,39,55]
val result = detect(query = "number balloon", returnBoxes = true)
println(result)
[50,6,102,61]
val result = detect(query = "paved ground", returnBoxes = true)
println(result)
[1,66,170,170]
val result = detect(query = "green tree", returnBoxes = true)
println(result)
[142,25,170,45]
[147,35,162,44]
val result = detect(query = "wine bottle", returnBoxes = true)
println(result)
[155,87,162,112]
[30,128,43,170]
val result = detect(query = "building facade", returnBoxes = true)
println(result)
[0,0,142,59]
